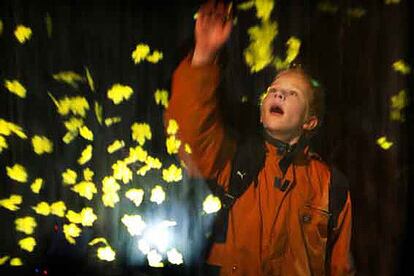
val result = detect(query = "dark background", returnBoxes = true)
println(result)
[0,0,412,275]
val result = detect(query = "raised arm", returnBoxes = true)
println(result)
[164,1,235,179]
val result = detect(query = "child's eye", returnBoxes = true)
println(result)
[288,90,297,97]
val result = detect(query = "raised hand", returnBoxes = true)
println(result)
[192,0,233,66]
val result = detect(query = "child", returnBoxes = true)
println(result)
[165,1,354,275]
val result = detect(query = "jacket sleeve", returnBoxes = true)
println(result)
[164,55,236,180]
[329,192,356,276]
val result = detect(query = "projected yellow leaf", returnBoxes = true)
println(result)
[79,126,94,141]
[62,169,77,185]
[97,246,116,262]
[146,50,163,64]
[85,67,95,91]
[147,249,164,268]
[112,160,132,184]
[377,136,393,150]
[80,207,97,226]
[107,139,125,154]
[162,164,182,183]
[4,80,27,98]
[166,136,181,155]
[167,248,183,265]
[94,102,103,125]
[14,25,32,43]
[124,145,148,164]
[71,181,97,200]
[274,37,301,70]
[107,84,134,105]
[83,168,94,181]
[0,195,22,211]
[15,216,37,234]
[66,210,82,224]
[150,185,165,205]
[18,237,36,252]
[125,188,144,207]
[50,201,67,217]
[121,214,147,236]
[0,119,27,139]
[131,122,152,145]
[0,256,10,266]
[52,71,85,88]
[104,117,122,126]
[392,60,411,75]
[10,258,23,266]
[6,163,28,183]
[166,119,179,135]
[154,89,169,108]
[102,176,120,207]
[203,194,222,214]
[32,202,51,216]
[132,44,150,64]
[32,135,53,155]
[30,178,43,194]
[53,96,90,117]
[63,223,81,244]
[78,145,93,165]
[184,143,192,154]
[0,135,8,153]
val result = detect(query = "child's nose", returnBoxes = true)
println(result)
[274,91,286,101]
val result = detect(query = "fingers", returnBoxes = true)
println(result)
[197,0,233,25]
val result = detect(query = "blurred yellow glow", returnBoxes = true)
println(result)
[166,136,181,155]
[107,84,134,105]
[166,119,179,135]
[71,181,97,200]
[89,237,109,246]
[50,201,67,217]
[6,163,28,183]
[97,246,116,262]
[63,223,81,244]
[147,249,164,268]
[79,126,94,141]
[131,122,152,145]
[184,143,192,154]
[62,169,77,185]
[78,144,93,165]
[14,25,32,43]
[132,43,150,64]
[30,178,43,194]
[125,188,144,207]
[0,135,7,153]
[107,140,125,154]
[390,90,408,122]
[162,164,182,183]
[94,102,103,125]
[4,80,26,98]
[146,50,163,63]
[15,216,37,234]
[0,195,22,211]
[203,194,222,214]
[112,160,132,184]
[317,1,338,14]
[385,0,400,4]
[138,239,151,255]
[121,214,147,236]
[32,202,51,216]
[347,8,366,18]
[0,119,27,139]
[274,37,301,70]
[10,257,23,266]
[18,237,36,252]
[150,185,166,205]
[154,89,169,108]
[52,71,84,88]
[377,136,393,150]
[167,248,183,265]
[85,67,95,92]
[104,117,122,126]
[0,256,10,266]
[32,135,53,155]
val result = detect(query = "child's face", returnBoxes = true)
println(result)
[260,70,318,143]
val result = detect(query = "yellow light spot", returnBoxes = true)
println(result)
[274,36,301,70]
[78,144,93,165]
[166,119,179,135]
[14,25,32,43]
[203,194,222,214]
[94,102,103,125]
[66,210,82,224]
[32,202,50,216]
[50,201,67,217]
[0,119,27,139]
[184,143,192,154]
[79,126,94,141]
[10,258,23,266]
[64,117,84,132]
[146,156,162,169]
[347,7,366,18]
[63,223,81,244]
[131,122,152,145]
[317,1,338,13]
[154,89,169,108]
[0,20,3,36]
[15,216,37,234]
[147,250,164,268]
[83,167,94,181]
[136,165,151,176]
[88,237,109,247]
[53,96,90,117]
[62,169,77,185]
[32,135,53,155]
[71,181,97,200]
[52,71,85,88]
[107,84,134,105]
[112,160,133,184]
[125,188,144,207]
[18,237,36,252]
[162,164,182,183]
[0,194,22,211]
[102,176,120,207]
[30,178,43,194]
[124,145,148,164]
[392,60,411,75]
[121,214,147,236]
[167,248,183,265]
[85,67,95,92]
[104,117,122,126]
[146,50,163,63]
[166,136,181,155]
[80,207,97,226]
[4,80,27,98]
[377,136,393,150]
[390,90,408,122]
[0,135,8,153]
[97,246,116,262]
[6,163,28,183]
[45,13,52,37]
[150,185,166,205]
[138,239,151,255]
[102,193,120,208]
[0,256,10,266]
[107,139,125,154]
[132,43,150,64]
[385,0,400,4]
[244,20,278,73]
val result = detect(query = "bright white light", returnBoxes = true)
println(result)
[150,185,165,205]
[147,249,164,268]
[167,248,183,265]
[121,214,146,236]
[145,226,170,253]
[203,194,222,214]
[137,238,150,255]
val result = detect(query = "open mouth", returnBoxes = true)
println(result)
[270,104,284,115]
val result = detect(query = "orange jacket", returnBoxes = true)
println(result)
[165,56,355,276]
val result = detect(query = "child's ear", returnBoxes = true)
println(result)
[302,116,318,131]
